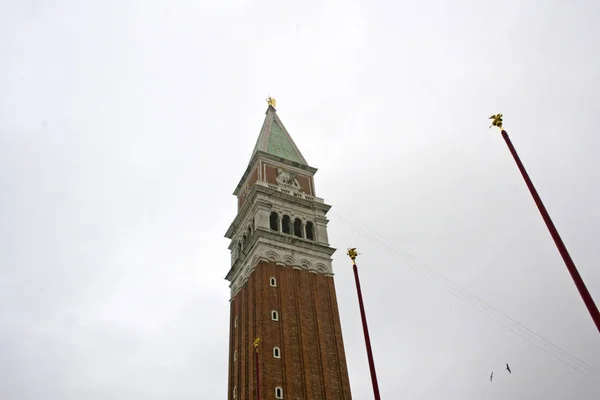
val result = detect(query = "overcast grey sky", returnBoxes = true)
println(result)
[1,0,599,399]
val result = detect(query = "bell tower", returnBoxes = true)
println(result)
[224,99,353,399]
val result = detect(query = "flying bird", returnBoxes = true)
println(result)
[490,372,494,382]
[506,363,511,374]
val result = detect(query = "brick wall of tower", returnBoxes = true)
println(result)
[228,261,352,400]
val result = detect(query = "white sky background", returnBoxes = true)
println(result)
[1,0,599,398]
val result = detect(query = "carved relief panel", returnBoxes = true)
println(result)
[275,168,301,189]
[263,164,313,195]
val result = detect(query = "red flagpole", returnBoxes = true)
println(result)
[348,248,381,400]
[490,115,600,334]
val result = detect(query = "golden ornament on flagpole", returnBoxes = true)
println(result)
[347,248,359,265]
[489,113,504,130]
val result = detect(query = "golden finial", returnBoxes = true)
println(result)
[347,247,359,265]
[489,114,504,131]
[266,96,276,108]
[252,337,261,352]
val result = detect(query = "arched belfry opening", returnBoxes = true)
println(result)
[293,218,303,238]
[282,215,291,234]
[270,212,279,231]
[306,221,315,241]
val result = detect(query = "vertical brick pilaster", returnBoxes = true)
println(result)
[298,269,323,398]
[292,267,309,398]
[227,300,234,400]
[328,277,353,399]
[240,283,247,399]
[280,264,304,399]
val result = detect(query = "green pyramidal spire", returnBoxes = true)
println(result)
[250,100,308,165]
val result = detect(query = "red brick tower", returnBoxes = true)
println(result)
[225,99,353,400]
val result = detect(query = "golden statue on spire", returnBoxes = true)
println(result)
[266,96,277,108]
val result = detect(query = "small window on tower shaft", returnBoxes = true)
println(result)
[270,277,277,287]
[275,386,283,399]
[271,310,279,321]
[273,347,281,358]
[233,386,237,398]
[233,350,237,361]
[234,317,237,328]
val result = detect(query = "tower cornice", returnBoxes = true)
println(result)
[225,228,337,284]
